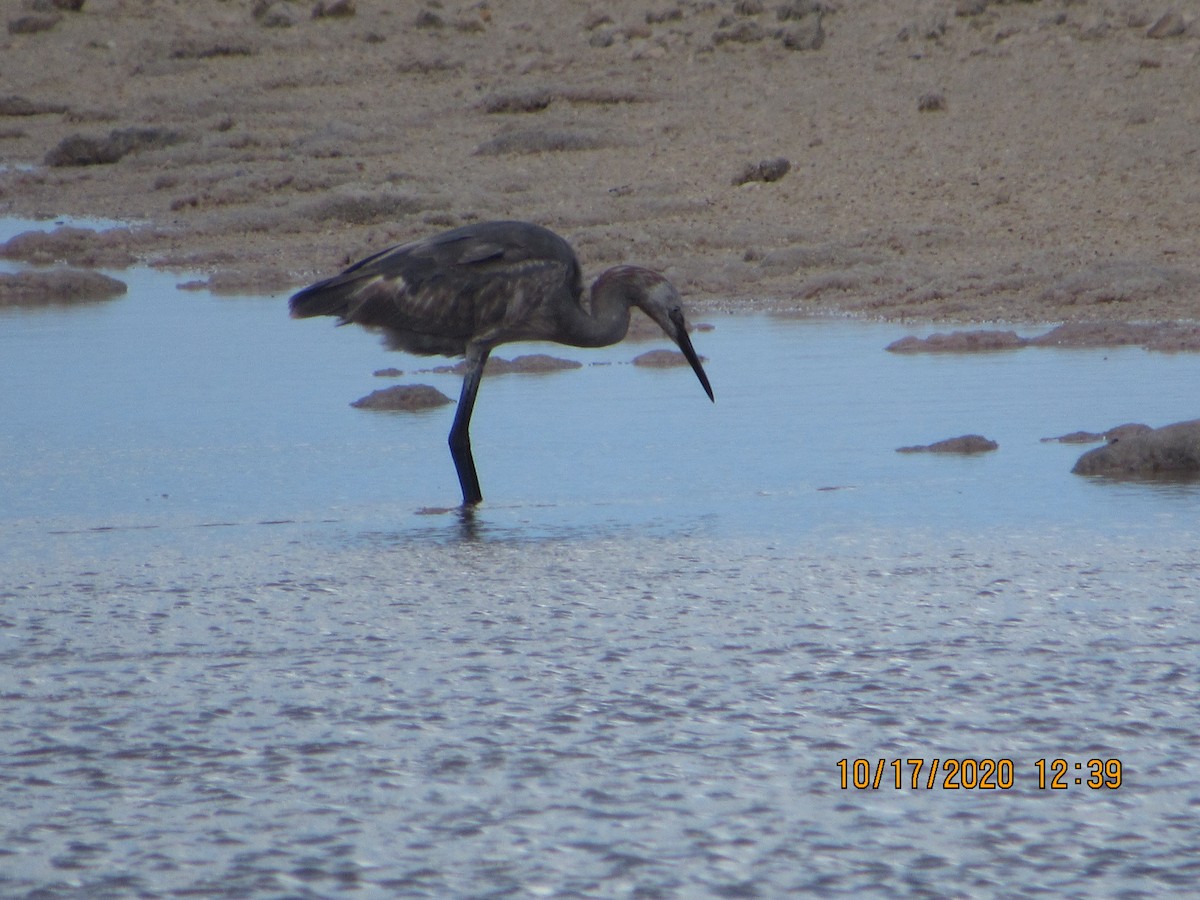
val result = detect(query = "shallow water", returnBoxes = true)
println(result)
[4,529,1200,897]
[2,230,1198,548]
[3,219,1200,897]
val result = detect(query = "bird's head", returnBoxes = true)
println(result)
[615,267,714,402]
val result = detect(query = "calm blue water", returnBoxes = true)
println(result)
[3,219,1199,897]
[1,229,1197,549]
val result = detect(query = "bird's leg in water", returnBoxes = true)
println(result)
[449,345,490,506]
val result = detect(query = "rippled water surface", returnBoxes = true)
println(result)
[3,220,1200,897]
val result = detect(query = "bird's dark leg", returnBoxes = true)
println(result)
[449,344,490,506]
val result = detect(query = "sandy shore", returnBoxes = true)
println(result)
[2,0,1199,323]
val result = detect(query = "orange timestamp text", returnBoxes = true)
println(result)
[836,758,1123,790]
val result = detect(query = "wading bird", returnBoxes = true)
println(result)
[289,220,714,506]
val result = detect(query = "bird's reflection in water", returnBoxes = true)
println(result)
[412,503,486,542]
[455,504,482,542]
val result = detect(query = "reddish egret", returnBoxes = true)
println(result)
[290,220,714,506]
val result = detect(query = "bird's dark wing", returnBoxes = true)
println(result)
[289,221,584,356]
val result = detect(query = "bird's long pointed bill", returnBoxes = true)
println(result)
[670,311,714,402]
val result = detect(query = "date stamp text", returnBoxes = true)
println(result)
[836,758,1123,790]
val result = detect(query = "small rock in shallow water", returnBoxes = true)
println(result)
[426,355,582,376]
[1042,431,1107,445]
[351,384,452,411]
[897,435,998,454]
[202,268,294,295]
[1042,423,1150,444]
[491,354,583,374]
[0,226,139,268]
[633,349,701,368]
[1027,322,1200,353]
[886,330,1026,353]
[1071,419,1200,478]
[0,269,127,306]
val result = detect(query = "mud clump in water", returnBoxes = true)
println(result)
[633,349,700,368]
[897,434,998,454]
[1028,322,1200,353]
[1072,419,1200,478]
[1042,423,1151,444]
[425,354,583,376]
[486,354,583,375]
[351,384,452,411]
[887,330,1026,353]
[0,269,127,306]
[887,323,1200,354]
[0,226,140,268]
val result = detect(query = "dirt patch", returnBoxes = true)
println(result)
[1,0,1198,325]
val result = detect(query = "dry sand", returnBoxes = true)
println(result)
[2,0,1199,323]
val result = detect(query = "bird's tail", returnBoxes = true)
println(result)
[288,275,358,321]
[290,241,403,321]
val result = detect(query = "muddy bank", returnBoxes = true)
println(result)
[886,322,1200,353]
[1,0,1199,323]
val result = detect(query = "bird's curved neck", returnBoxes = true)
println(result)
[558,269,640,348]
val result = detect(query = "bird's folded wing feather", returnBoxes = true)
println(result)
[290,223,584,354]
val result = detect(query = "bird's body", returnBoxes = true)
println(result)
[290,220,713,506]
